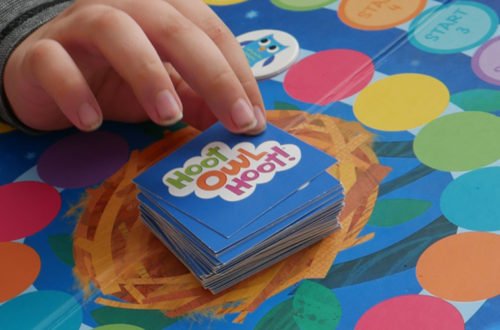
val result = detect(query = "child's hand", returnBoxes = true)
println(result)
[3,0,266,134]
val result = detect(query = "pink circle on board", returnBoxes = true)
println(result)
[37,131,129,188]
[0,182,61,241]
[472,36,500,86]
[284,49,374,105]
[355,295,464,330]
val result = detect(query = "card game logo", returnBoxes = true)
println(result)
[162,141,301,201]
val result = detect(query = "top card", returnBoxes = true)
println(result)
[134,122,336,238]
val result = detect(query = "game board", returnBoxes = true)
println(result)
[0,0,499,329]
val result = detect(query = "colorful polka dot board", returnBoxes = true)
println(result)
[238,29,300,79]
[0,0,499,329]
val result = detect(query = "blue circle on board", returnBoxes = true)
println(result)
[440,167,500,231]
[0,291,82,330]
[409,1,498,54]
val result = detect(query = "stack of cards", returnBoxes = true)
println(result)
[134,123,344,293]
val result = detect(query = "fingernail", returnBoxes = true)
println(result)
[247,106,267,135]
[231,98,257,131]
[156,90,183,125]
[78,103,101,131]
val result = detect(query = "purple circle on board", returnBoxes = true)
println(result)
[472,36,500,86]
[37,131,129,188]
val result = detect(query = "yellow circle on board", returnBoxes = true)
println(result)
[204,0,247,5]
[353,74,450,131]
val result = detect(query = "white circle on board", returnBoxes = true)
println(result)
[237,29,300,80]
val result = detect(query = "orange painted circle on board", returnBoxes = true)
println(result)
[338,0,427,31]
[0,242,41,302]
[416,232,500,302]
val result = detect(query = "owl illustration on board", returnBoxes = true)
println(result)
[240,34,288,68]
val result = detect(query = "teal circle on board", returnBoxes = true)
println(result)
[441,167,500,231]
[409,1,498,54]
[0,291,82,330]
[413,112,500,171]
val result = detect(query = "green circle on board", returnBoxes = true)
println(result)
[414,112,500,171]
[94,325,143,330]
[271,0,337,11]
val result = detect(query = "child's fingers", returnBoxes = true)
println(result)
[23,39,103,131]
[164,62,218,130]
[59,5,183,126]
[104,0,261,133]
[168,0,265,114]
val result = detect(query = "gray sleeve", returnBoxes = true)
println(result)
[0,0,73,133]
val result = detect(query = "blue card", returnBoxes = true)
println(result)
[138,172,342,254]
[134,123,336,238]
